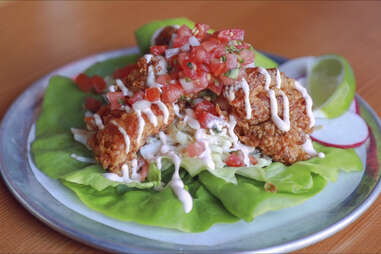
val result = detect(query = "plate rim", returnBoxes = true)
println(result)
[1,47,381,253]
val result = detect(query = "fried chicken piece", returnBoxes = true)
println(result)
[122,55,167,91]
[87,103,175,174]
[224,68,313,164]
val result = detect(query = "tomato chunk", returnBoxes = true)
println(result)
[145,87,161,102]
[91,75,106,93]
[239,49,255,65]
[75,73,92,92]
[217,29,245,42]
[225,152,245,167]
[186,141,205,158]
[207,79,223,95]
[84,97,101,112]
[161,83,183,103]
[150,45,168,56]
[113,64,137,79]
[249,155,257,165]
[172,25,193,48]
[106,92,124,110]
[195,111,219,129]
[156,74,171,85]
[194,99,218,115]
[126,90,144,105]
[193,23,210,41]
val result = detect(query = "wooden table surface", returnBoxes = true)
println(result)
[1,1,381,253]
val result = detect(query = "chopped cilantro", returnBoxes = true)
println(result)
[224,68,240,79]
[212,126,221,133]
[187,62,194,69]
[118,98,125,105]
[220,55,227,63]
[225,45,239,54]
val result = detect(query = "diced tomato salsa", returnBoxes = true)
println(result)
[107,92,125,110]
[158,24,254,96]
[77,23,256,123]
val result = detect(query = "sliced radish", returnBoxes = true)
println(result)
[311,111,369,148]
[348,98,361,115]
[279,56,315,80]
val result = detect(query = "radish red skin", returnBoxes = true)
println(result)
[311,111,369,148]
[311,134,369,149]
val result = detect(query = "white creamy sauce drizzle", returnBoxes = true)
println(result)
[147,65,156,87]
[93,114,104,130]
[145,55,168,87]
[154,56,168,75]
[183,108,201,129]
[145,131,193,213]
[258,67,291,132]
[167,152,193,213]
[173,103,183,118]
[115,79,132,96]
[154,101,169,124]
[103,162,142,184]
[132,99,168,144]
[70,128,92,150]
[224,78,252,119]
[135,111,145,144]
[294,80,315,128]
[103,172,124,183]
[303,136,325,158]
[227,116,255,166]
[241,78,252,119]
[130,159,141,181]
[110,120,130,154]
[276,69,282,89]
[144,54,153,64]
[70,154,95,163]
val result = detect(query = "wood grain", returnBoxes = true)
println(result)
[1,1,381,253]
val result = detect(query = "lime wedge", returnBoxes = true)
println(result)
[308,55,356,118]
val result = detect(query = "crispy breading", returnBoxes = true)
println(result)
[87,103,175,174]
[122,55,167,91]
[226,68,313,164]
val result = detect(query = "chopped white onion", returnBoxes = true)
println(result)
[189,36,200,47]
[165,48,180,59]
[179,78,194,92]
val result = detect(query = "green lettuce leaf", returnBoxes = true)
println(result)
[199,172,327,222]
[60,165,159,191]
[179,142,362,194]
[84,54,141,78]
[63,176,239,232]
